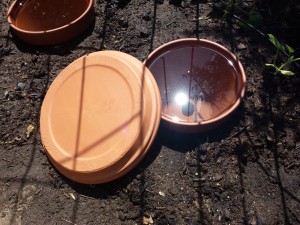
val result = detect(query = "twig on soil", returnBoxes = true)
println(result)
[1,158,11,163]
[164,21,176,28]
[119,41,125,51]
[225,119,269,141]
[62,219,77,225]
[227,124,251,139]
[230,126,249,137]
[285,162,299,170]
[79,194,96,200]
[0,124,35,145]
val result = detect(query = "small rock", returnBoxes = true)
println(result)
[186,158,198,166]
[158,191,165,197]
[118,190,127,200]
[237,43,246,50]
[119,18,128,27]
[224,208,231,220]
[269,176,278,184]
[266,128,275,142]
[142,12,152,21]
[250,217,257,225]
[0,46,11,57]
[199,154,206,162]
[4,90,9,98]
[29,93,41,98]
[143,215,153,225]
[21,62,28,66]
[193,200,200,209]
[214,174,223,182]
[17,82,26,91]
[139,28,151,38]
[193,177,206,182]
[118,212,126,221]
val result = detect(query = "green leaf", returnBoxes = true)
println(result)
[279,70,295,76]
[290,58,300,62]
[267,34,284,52]
[265,63,276,68]
[285,44,294,54]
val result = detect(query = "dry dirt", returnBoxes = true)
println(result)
[1,0,300,225]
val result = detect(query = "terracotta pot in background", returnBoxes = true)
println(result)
[7,0,95,45]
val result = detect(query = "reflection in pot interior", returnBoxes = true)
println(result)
[12,0,89,31]
[148,46,239,123]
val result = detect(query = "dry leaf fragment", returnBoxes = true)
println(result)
[26,124,35,138]
[158,191,165,197]
[143,215,153,225]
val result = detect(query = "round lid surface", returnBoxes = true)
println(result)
[145,39,246,128]
[41,54,147,173]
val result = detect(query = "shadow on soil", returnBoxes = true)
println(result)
[3,1,299,225]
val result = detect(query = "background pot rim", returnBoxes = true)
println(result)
[7,0,94,34]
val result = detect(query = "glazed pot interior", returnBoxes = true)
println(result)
[145,39,246,127]
[8,0,91,31]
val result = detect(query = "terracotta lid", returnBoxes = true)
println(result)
[144,38,246,132]
[40,51,161,184]
[7,0,95,45]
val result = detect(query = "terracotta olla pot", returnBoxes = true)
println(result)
[7,0,95,45]
[40,51,161,184]
[40,39,246,184]
[144,38,246,132]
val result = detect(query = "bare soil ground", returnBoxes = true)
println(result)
[1,0,300,224]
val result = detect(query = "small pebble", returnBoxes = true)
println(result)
[224,208,231,219]
[158,191,165,197]
[214,174,223,182]
[4,90,9,98]
[237,43,246,50]
[17,82,26,90]
[139,28,151,38]
[186,158,198,166]
[199,154,206,162]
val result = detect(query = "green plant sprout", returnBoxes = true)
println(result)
[222,0,233,20]
[265,34,300,76]
[222,1,263,30]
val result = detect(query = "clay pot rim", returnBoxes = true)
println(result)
[144,38,246,127]
[7,0,94,34]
